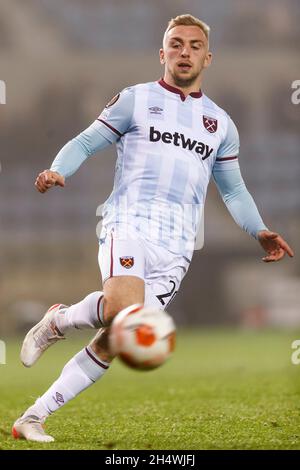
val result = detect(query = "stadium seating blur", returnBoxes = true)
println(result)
[0,0,299,332]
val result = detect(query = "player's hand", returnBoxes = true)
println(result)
[257,230,294,262]
[35,170,65,193]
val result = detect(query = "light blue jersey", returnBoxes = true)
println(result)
[51,79,267,259]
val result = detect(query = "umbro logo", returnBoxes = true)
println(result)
[149,106,163,115]
[53,392,64,405]
[149,126,214,160]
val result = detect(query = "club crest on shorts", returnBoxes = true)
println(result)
[203,115,218,133]
[120,256,134,269]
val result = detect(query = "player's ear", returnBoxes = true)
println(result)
[159,48,165,65]
[203,51,212,69]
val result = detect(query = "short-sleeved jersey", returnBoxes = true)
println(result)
[93,79,240,259]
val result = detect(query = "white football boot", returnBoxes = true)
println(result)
[20,303,67,367]
[12,415,54,443]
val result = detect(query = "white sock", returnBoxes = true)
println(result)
[24,346,110,419]
[55,291,105,334]
[20,400,49,421]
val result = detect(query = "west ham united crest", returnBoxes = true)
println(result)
[203,115,218,133]
[120,256,134,269]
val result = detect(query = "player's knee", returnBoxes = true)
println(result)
[102,276,145,325]
[103,296,141,325]
[102,298,119,325]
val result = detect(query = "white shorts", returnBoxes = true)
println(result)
[98,226,190,310]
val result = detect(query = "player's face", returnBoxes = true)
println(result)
[160,25,212,88]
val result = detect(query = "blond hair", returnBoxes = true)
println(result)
[163,14,210,46]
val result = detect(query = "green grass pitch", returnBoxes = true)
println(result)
[1,329,300,450]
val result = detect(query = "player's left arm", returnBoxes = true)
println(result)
[212,116,294,263]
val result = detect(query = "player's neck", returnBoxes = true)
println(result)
[162,75,202,97]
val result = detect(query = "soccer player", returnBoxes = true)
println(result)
[12,14,294,442]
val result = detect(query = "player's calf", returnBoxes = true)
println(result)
[89,327,115,363]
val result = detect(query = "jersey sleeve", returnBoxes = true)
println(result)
[96,86,135,142]
[212,166,268,239]
[214,115,240,171]
[50,87,135,178]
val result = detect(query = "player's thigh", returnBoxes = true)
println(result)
[103,275,144,323]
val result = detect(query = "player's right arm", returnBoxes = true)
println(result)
[35,88,134,193]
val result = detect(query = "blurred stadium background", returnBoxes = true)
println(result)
[0,0,299,335]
